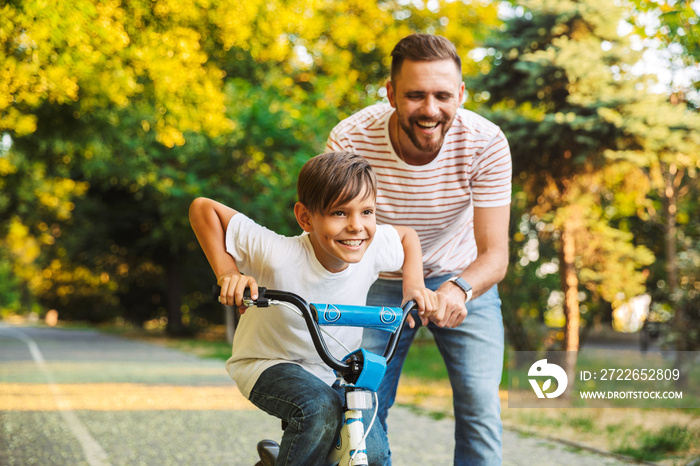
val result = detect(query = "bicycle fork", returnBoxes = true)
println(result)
[328,389,374,466]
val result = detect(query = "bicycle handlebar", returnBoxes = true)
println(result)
[212,285,418,379]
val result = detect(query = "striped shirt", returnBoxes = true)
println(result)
[326,103,512,279]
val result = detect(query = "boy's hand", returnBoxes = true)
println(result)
[217,271,258,313]
[403,287,440,328]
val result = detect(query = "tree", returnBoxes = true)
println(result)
[626,0,700,106]
[1,0,501,333]
[471,0,659,366]
[623,0,700,356]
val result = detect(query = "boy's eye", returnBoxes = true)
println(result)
[363,209,374,215]
[330,211,346,217]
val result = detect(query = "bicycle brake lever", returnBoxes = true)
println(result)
[244,287,269,307]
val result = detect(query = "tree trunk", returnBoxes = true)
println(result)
[559,214,581,397]
[560,219,580,352]
[663,164,679,299]
[166,257,184,336]
[663,163,689,386]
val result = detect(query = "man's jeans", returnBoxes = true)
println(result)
[249,363,390,466]
[362,277,504,466]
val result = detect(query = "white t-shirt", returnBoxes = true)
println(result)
[224,213,404,398]
[326,103,512,278]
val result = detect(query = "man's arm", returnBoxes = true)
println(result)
[188,197,258,308]
[434,204,510,328]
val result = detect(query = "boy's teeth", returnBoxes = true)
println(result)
[340,240,362,246]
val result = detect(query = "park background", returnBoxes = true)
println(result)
[1,0,699,463]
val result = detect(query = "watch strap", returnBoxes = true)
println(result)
[448,276,473,303]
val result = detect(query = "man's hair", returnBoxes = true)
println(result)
[390,34,462,84]
[297,151,377,214]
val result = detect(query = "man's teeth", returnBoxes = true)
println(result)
[417,121,439,128]
[340,240,363,246]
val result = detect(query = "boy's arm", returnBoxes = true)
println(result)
[392,225,440,326]
[189,197,258,309]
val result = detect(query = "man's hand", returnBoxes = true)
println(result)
[433,281,469,328]
[217,271,258,313]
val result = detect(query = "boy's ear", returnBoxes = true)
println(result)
[294,202,314,232]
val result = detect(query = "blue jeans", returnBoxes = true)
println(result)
[249,363,390,466]
[363,277,504,466]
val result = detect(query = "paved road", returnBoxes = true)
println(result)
[0,324,633,465]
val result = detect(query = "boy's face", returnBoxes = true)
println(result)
[295,189,377,273]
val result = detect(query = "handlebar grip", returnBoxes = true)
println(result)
[212,285,269,306]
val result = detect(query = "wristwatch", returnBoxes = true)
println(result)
[447,276,473,303]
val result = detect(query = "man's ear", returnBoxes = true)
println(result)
[387,80,396,108]
[294,202,314,232]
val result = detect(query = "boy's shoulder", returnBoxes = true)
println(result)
[369,224,403,252]
[227,213,304,251]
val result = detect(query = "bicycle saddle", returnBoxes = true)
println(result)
[255,439,279,466]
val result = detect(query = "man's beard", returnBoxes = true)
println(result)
[398,113,454,154]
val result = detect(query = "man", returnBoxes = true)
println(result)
[326,34,512,465]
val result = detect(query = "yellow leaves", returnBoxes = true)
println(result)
[2,0,235,144]
[33,177,89,221]
[30,258,106,297]
[155,123,186,148]
[3,0,504,145]
[211,0,257,50]
[554,111,577,124]
[3,218,40,266]
[0,157,17,176]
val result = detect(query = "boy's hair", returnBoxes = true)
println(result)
[390,34,462,84]
[297,151,377,214]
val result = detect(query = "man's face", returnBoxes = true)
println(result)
[388,59,465,155]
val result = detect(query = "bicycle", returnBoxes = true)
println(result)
[213,285,418,466]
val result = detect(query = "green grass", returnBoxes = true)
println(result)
[401,338,449,380]
[613,425,695,462]
[160,337,233,360]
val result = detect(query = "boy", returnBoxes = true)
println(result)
[189,151,438,466]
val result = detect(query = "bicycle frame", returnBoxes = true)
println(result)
[213,286,418,466]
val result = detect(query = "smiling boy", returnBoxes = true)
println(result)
[189,151,438,465]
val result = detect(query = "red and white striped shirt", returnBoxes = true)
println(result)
[326,103,512,279]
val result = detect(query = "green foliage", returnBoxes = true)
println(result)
[471,0,666,350]
[0,0,501,332]
[626,0,700,98]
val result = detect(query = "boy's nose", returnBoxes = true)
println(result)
[347,215,363,231]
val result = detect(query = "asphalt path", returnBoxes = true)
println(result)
[0,324,632,465]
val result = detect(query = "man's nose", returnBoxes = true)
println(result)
[422,96,439,116]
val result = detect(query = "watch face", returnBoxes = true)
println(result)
[454,277,472,293]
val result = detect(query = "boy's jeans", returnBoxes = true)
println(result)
[362,276,504,466]
[249,363,390,466]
